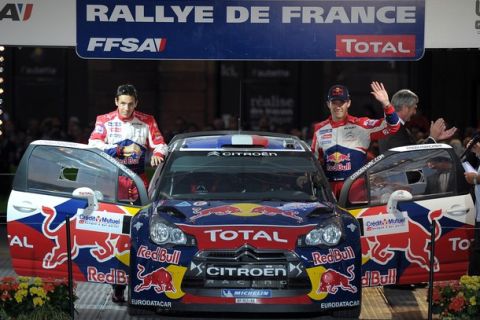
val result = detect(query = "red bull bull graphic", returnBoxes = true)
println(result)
[348,197,477,286]
[317,265,357,295]
[191,205,242,220]
[361,208,442,272]
[134,265,176,294]
[250,205,302,222]
[41,205,130,269]
[191,203,302,222]
[7,191,136,283]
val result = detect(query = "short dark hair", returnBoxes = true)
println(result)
[116,84,138,100]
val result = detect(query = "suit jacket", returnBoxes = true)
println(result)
[425,171,455,194]
[378,123,435,154]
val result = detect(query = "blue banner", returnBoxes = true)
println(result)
[76,0,425,60]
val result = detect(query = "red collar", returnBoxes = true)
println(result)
[329,114,355,128]
[117,110,135,122]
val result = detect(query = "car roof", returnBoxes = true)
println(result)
[169,131,309,152]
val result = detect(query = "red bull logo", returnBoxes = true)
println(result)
[326,152,351,164]
[191,205,242,220]
[326,152,352,172]
[41,206,130,269]
[250,205,302,222]
[312,246,355,265]
[317,265,357,294]
[134,265,176,294]
[191,203,302,222]
[361,209,442,272]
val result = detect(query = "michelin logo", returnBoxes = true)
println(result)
[87,37,167,52]
[221,289,271,298]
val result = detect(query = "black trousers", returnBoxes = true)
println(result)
[469,221,480,276]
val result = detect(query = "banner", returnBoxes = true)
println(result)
[0,0,75,46]
[75,0,425,60]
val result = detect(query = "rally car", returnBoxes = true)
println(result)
[7,133,362,318]
[6,133,476,318]
[337,143,475,286]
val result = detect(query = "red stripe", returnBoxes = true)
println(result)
[252,135,269,147]
[182,294,312,304]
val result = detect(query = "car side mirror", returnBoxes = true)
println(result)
[387,190,413,214]
[72,187,99,213]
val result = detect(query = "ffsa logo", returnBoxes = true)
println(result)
[0,3,33,21]
[87,38,167,53]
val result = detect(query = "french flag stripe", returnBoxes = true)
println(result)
[251,135,269,147]
[232,135,253,145]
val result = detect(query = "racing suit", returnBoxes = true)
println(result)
[311,105,400,198]
[88,110,168,188]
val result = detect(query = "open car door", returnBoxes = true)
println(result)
[7,140,150,285]
[338,144,475,286]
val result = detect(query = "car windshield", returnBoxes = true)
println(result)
[156,151,329,202]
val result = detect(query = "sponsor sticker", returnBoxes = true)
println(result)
[87,266,129,284]
[236,298,260,304]
[130,299,172,307]
[312,246,355,266]
[222,289,272,298]
[336,35,416,58]
[76,210,124,234]
[362,212,409,236]
[362,268,397,286]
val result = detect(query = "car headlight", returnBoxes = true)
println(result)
[305,223,342,246]
[150,214,187,245]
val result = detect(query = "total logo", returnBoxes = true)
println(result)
[336,35,416,58]
[0,3,33,21]
[87,37,167,52]
[205,229,287,243]
[179,225,315,250]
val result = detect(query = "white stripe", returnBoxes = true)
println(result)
[231,135,253,145]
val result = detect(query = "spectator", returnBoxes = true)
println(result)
[463,142,480,276]
[378,89,457,153]
[425,156,455,194]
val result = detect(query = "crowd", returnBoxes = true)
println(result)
[0,110,477,177]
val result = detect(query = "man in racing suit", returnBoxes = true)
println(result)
[88,83,167,303]
[311,82,400,199]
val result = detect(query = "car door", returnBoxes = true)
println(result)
[7,140,150,285]
[338,144,475,286]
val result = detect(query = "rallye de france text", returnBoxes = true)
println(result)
[86,5,417,24]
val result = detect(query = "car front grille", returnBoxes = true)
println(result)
[182,245,310,292]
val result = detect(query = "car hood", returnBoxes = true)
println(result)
[154,200,335,226]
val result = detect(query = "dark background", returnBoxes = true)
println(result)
[1,47,479,135]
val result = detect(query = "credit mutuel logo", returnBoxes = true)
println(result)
[336,35,415,58]
[87,37,167,52]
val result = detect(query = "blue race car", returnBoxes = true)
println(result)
[128,132,362,317]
